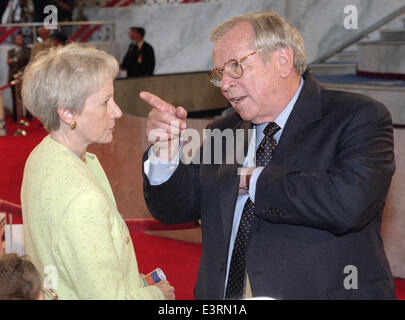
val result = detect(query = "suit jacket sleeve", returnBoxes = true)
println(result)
[254,99,395,236]
[140,43,155,75]
[19,47,31,70]
[143,149,201,225]
[121,47,130,70]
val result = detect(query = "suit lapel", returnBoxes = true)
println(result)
[271,72,323,166]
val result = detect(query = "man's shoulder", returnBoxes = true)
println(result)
[303,72,389,119]
[143,41,154,51]
[321,87,390,120]
[206,111,243,130]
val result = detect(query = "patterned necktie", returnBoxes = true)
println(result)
[225,122,280,299]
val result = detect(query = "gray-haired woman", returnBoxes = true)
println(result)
[20,44,174,300]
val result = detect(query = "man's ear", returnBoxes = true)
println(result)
[57,108,76,127]
[276,47,295,78]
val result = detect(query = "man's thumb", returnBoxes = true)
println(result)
[175,106,187,120]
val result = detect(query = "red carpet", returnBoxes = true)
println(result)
[396,278,405,300]
[0,117,47,205]
[131,231,201,300]
[0,115,404,300]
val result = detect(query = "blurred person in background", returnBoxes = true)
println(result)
[31,26,54,60]
[1,0,33,24]
[7,32,31,122]
[121,27,155,78]
[0,253,44,300]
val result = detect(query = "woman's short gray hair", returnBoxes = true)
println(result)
[21,43,119,132]
[210,10,307,76]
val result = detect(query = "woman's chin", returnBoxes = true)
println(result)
[96,133,114,145]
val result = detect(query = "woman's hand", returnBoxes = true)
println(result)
[154,280,175,300]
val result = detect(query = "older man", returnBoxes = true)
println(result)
[141,10,396,300]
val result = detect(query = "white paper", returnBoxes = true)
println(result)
[5,224,25,256]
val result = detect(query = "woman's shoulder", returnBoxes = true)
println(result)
[26,136,101,195]
[26,135,73,167]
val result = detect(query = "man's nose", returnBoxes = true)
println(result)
[220,72,236,92]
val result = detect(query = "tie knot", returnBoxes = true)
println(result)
[263,122,280,138]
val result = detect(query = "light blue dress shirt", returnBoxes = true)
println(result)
[144,78,304,297]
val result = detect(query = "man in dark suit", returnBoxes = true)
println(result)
[7,33,31,122]
[140,10,396,300]
[121,27,155,78]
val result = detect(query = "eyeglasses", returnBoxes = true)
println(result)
[42,286,58,300]
[208,48,264,87]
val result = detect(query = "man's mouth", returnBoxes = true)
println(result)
[229,96,246,104]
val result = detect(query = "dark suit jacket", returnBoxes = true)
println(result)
[7,46,31,82]
[121,41,155,78]
[143,72,396,300]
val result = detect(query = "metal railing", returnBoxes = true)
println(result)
[310,5,405,65]
[78,0,211,8]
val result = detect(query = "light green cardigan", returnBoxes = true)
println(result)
[21,135,164,300]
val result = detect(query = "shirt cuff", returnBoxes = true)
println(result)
[143,142,182,186]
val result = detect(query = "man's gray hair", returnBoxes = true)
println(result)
[21,43,119,132]
[210,10,307,75]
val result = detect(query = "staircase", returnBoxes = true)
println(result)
[310,51,358,76]
[310,15,405,126]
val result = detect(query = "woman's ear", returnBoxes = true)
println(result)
[276,47,294,78]
[57,108,76,127]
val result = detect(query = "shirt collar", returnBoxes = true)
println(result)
[255,77,304,147]
[137,40,144,50]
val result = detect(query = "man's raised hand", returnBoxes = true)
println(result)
[139,91,187,161]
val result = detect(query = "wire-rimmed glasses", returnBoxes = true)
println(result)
[208,48,264,87]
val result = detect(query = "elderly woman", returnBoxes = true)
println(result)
[20,44,174,300]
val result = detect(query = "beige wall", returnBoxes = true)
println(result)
[114,72,229,118]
